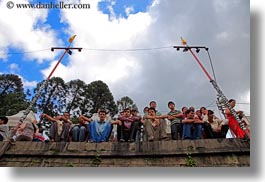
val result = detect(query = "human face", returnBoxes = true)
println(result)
[182,107,188,113]
[124,109,131,117]
[187,111,195,119]
[150,102,156,109]
[200,107,207,115]
[196,110,201,117]
[230,100,236,108]
[148,109,155,116]
[99,112,106,121]
[143,108,149,113]
[63,113,70,119]
[208,113,214,123]
[168,103,175,110]
[131,111,137,116]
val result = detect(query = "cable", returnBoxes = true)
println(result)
[4,46,173,55]
[205,100,216,108]
[206,49,217,82]
[82,46,173,52]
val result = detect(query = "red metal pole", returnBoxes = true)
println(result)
[180,38,249,139]
[47,47,69,80]
[188,47,213,81]
[19,36,77,124]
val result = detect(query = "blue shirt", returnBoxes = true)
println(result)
[94,120,108,136]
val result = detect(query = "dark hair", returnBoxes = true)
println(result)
[207,110,214,115]
[124,108,131,112]
[200,107,206,111]
[186,109,194,115]
[168,101,175,107]
[149,107,156,113]
[0,116,8,124]
[189,106,195,111]
[181,106,187,112]
[98,109,106,114]
[149,101,156,106]
[228,99,236,103]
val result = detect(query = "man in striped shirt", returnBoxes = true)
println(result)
[167,101,183,140]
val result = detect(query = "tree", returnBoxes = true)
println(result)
[65,79,92,117]
[0,74,28,115]
[0,74,23,96]
[87,80,117,116]
[117,96,138,113]
[34,77,66,116]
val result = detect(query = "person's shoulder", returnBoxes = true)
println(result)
[90,119,97,123]
[156,111,162,116]
[173,110,181,114]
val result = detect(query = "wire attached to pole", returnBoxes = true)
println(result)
[19,35,81,124]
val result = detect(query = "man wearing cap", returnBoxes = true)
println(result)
[0,116,9,141]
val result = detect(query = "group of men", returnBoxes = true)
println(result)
[0,99,249,143]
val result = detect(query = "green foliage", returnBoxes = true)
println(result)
[185,146,197,167]
[71,116,79,124]
[0,74,23,95]
[91,155,102,166]
[117,96,138,113]
[0,74,122,118]
[87,80,117,116]
[65,162,74,167]
[35,78,118,117]
[35,77,66,116]
[0,74,28,115]
[65,79,91,117]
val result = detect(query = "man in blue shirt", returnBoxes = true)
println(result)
[89,109,118,143]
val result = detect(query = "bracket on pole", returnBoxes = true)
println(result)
[173,46,209,52]
[51,47,83,55]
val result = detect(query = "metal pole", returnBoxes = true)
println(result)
[177,38,250,139]
[19,35,80,124]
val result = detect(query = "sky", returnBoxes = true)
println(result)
[0,0,250,117]
[1,0,264,180]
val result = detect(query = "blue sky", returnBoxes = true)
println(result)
[0,0,154,86]
[98,0,153,19]
[0,0,250,116]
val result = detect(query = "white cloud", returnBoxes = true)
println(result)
[213,0,241,13]
[23,79,38,88]
[41,0,249,115]
[43,0,151,87]
[16,74,38,89]
[0,0,61,63]
[9,63,20,73]
[125,6,134,17]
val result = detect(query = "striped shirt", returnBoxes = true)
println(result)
[167,110,182,125]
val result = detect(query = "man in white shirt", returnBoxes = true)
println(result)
[203,110,229,138]
[0,116,9,141]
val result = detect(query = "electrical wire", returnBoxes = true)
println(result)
[82,46,173,52]
[4,46,173,55]
[206,49,217,82]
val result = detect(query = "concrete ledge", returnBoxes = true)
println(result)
[0,138,250,167]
